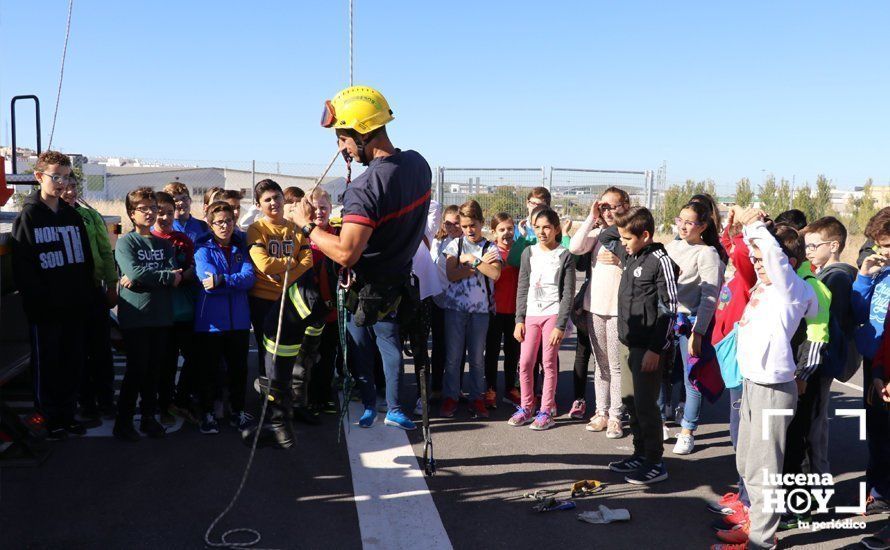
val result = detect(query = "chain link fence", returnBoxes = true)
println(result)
[436,167,547,223]
[548,168,653,220]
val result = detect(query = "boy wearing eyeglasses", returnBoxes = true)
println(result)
[163,181,208,243]
[151,191,197,426]
[11,151,95,439]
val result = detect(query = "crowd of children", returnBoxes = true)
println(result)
[11,151,890,549]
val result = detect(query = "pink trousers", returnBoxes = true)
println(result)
[518,315,559,413]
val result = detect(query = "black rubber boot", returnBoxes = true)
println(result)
[242,379,295,449]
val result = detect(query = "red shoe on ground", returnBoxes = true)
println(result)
[470,398,489,419]
[440,398,458,418]
[483,388,497,409]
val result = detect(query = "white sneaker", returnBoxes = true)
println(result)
[663,425,671,441]
[413,397,424,416]
[673,432,695,455]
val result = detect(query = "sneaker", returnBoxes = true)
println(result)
[112,420,140,442]
[440,398,458,418]
[200,413,220,435]
[228,411,255,431]
[469,398,490,419]
[709,544,747,550]
[413,397,424,416]
[384,409,417,430]
[716,521,749,544]
[140,416,166,438]
[483,388,497,409]
[778,512,811,531]
[866,495,890,516]
[860,523,890,550]
[169,403,199,425]
[663,425,671,441]
[359,408,376,428]
[609,455,645,473]
[65,420,87,436]
[569,399,586,420]
[159,411,176,427]
[606,419,624,439]
[625,461,668,485]
[721,506,750,528]
[507,407,534,426]
[673,432,695,455]
[586,414,608,432]
[503,387,521,406]
[707,492,743,515]
[530,410,555,431]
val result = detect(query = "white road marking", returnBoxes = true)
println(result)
[833,379,863,392]
[342,400,452,550]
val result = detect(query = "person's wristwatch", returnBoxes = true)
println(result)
[472,257,482,268]
[301,222,317,237]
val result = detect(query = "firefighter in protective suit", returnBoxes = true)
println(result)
[243,267,329,448]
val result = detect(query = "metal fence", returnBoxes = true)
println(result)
[548,167,653,219]
[436,167,546,222]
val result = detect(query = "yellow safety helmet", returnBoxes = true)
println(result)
[320,85,394,134]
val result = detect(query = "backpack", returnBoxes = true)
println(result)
[457,236,494,306]
[822,266,862,382]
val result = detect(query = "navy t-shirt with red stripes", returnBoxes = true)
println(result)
[341,149,431,278]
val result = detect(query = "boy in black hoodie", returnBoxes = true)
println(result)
[599,206,679,485]
[11,151,95,439]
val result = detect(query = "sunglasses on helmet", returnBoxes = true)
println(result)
[320,100,336,128]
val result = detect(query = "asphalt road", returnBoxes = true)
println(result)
[0,337,886,549]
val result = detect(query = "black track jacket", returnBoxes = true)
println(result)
[598,226,679,353]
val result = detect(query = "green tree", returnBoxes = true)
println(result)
[813,174,833,220]
[758,175,781,216]
[844,178,879,234]
[735,177,754,207]
[659,179,717,231]
[792,183,815,222]
[776,179,792,215]
[469,186,523,220]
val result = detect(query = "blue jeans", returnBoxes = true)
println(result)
[443,309,489,401]
[678,334,703,431]
[728,385,750,506]
[346,315,404,412]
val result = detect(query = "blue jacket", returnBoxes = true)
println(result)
[193,231,255,333]
[851,268,890,359]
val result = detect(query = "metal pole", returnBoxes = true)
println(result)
[541,166,546,187]
[348,0,354,86]
[548,167,553,191]
[251,160,256,191]
[646,170,654,210]
[437,166,444,206]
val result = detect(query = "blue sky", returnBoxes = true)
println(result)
[1,1,888,191]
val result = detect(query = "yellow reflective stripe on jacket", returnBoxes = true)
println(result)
[304,325,324,337]
[263,335,301,357]
[288,284,311,319]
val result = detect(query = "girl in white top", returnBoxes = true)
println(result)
[429,204,462,397]
[665,200,725,455]
[567,187,628,438]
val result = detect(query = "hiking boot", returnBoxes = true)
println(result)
[159,410,176,427]
[384,409,417,430]
[673,432,695,455]
[140,416,166,438]
[503,388,521,406]
[359,408,376,428]
[530,411,555,431]
[440,398,458,418]
[586,414,608,432]
[860,522,890,550]
[469,399,490,419]
[625,461,668,485]
[483,388,497,409]
[569,399,586,420]
[609,455,645,473]
[112,419,140,442]
[200,413,220,435]
[866,495,890,516]
[716,521,749,544]
[228,411,255,431]
[507,407,533,426]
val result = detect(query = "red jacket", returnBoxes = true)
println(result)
[494,245,519,315]
[712,228,756,345]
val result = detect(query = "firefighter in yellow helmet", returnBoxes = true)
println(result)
[291,85,432,430]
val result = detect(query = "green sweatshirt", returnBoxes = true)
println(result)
[75,204,118,287]
[114,232,176,330]
[507,233,571,267]
[797,261,831,343]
